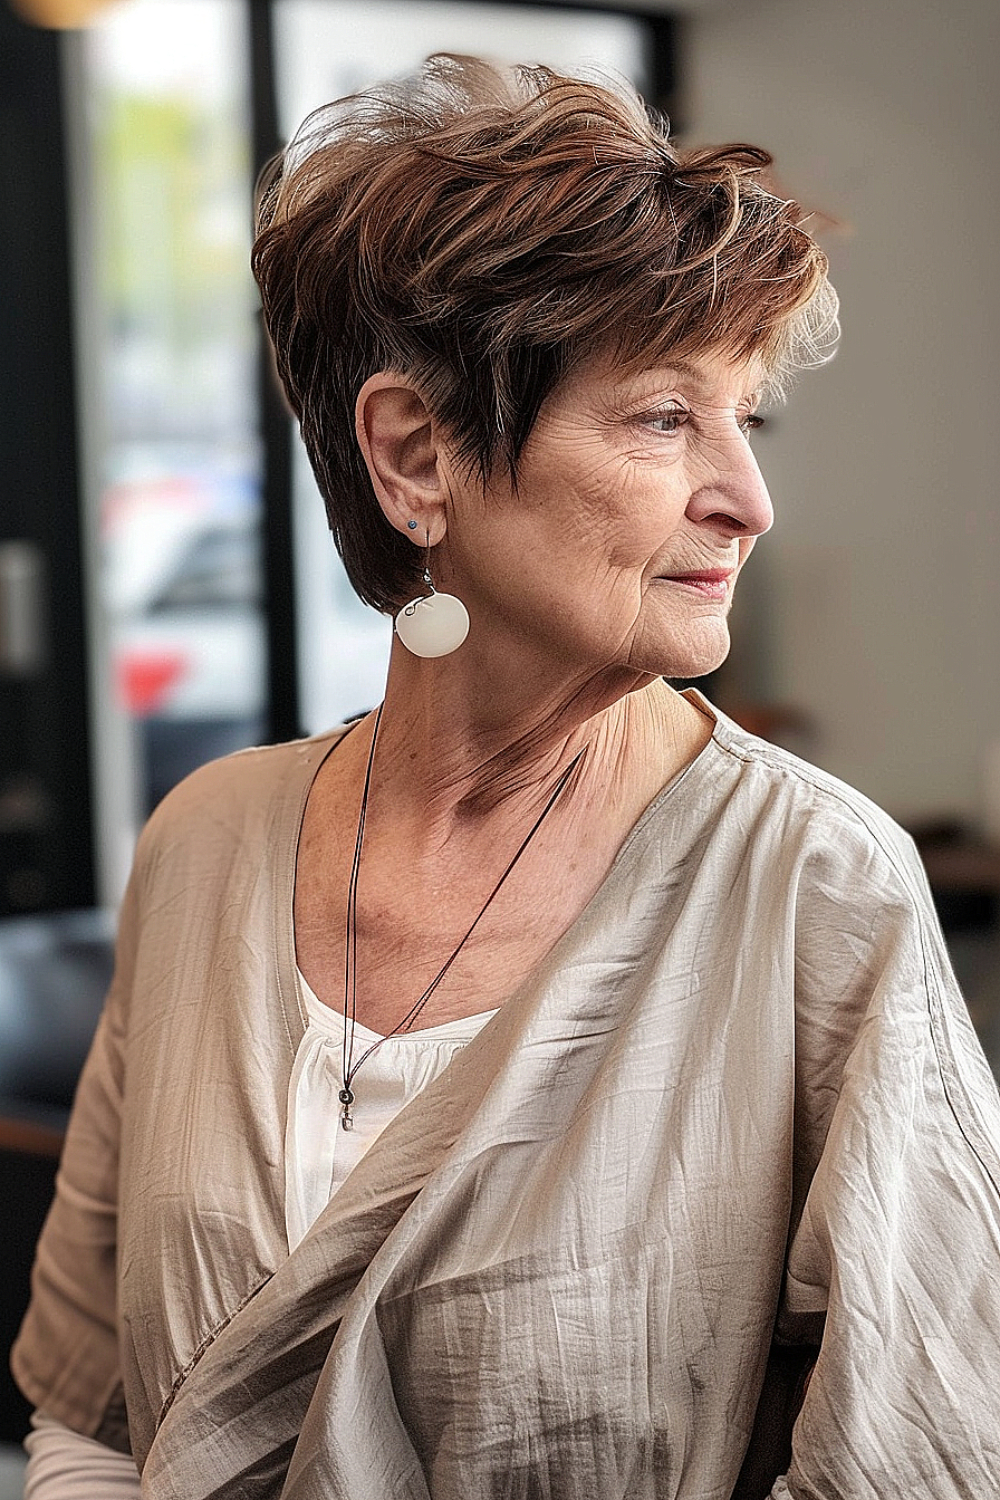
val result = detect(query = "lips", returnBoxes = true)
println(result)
[665,570,733,584]
[659,568,734,600]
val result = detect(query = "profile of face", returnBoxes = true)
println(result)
[436,348,774,684]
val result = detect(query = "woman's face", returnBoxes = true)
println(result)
[442,348,774,683]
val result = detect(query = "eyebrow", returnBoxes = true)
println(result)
[629,363,765,404]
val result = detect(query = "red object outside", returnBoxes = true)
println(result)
[116,651,188,716]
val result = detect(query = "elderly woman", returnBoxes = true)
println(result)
[13,54,1000,1500]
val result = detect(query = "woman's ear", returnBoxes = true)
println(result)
[355,373,448,544]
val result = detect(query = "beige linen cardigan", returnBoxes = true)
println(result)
[13,702,1000,1498]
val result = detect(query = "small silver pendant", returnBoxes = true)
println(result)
[339,1084,355,1131]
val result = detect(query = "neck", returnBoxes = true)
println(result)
[368,638,708,828]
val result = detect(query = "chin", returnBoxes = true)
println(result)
[634,623,732,681]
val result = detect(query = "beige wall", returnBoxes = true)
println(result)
[680,0,1000,824]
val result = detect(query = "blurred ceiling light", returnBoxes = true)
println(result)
[10,0,121,27]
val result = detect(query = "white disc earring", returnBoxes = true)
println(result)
[395,587,470,657]
[394,531,470,658]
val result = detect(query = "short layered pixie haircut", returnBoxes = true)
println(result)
[253,55,837,612]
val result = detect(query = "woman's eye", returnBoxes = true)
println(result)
[739,413,766,437]
[645,408,687,434]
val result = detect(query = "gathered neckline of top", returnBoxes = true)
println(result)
[296,967,499,1045]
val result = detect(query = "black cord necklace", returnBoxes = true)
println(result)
[339,703,587,1129]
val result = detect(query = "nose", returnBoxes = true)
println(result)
[684,432,774,540]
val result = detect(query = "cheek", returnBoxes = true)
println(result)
[495,441,691,602]
[602,477,690,569]
[526,481,650,584]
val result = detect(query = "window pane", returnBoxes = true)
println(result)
[82,0,264,824]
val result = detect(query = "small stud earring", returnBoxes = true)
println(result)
[394,530,470,658]
[406,519,418,530]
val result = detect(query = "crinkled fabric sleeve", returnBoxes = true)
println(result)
[9,867,141,1454]
[770,835,1000,1498]
[23,1413,141,1497]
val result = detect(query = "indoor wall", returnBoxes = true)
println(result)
[681,0,1000,827]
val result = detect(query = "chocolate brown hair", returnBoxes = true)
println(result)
[253,55,837,611]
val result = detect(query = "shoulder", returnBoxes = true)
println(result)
[703,700,928,909]
[704,705,963,1062]
[131,728,348,891]
[699,709,1000,1185]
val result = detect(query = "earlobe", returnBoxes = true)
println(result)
[355,373,448,543]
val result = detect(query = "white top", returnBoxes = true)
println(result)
[284,973,497,1250]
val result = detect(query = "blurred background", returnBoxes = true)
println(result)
[0,0,998,1478]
